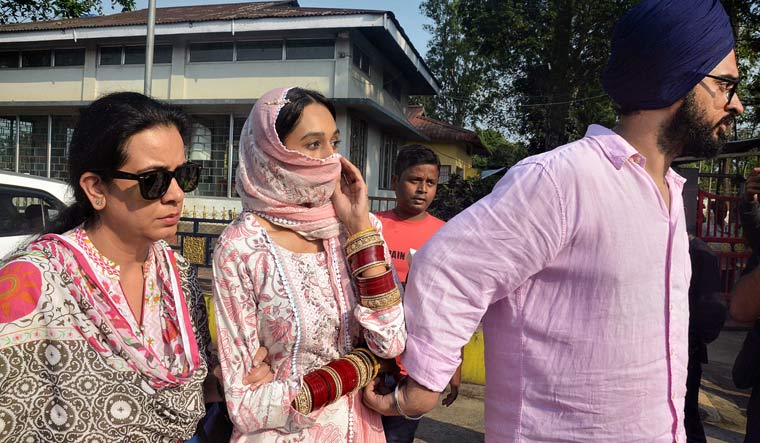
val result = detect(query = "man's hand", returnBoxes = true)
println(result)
[442,365,462,407]
[744,167,760,203]
[363,376,440,417]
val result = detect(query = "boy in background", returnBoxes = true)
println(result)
[375,144,461,442]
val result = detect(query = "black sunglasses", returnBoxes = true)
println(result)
[704,74,740,105]
[110,162,202,200]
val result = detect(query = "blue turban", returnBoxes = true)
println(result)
[602,0,735,111]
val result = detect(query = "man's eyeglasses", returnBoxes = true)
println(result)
[110,162,202,200]
[704,74,740,105]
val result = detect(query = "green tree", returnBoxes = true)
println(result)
[418,0,499,128]
[473,128,528,170]
[455,0,636,153]
[1,0,134,24]
[723,0,760,139]
[423,0,760,152]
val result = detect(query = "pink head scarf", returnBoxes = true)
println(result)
[236,87,342,240]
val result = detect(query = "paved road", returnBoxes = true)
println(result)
[412,329,752,443]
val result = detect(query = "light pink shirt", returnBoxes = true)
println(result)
[401,125,690,442]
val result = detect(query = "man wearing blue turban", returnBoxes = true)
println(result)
[602,0,742,160]
[364,1,744,442]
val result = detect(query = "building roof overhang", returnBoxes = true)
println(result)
[0,2,440,95]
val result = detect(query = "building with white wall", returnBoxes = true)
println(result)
[0,0,439,213]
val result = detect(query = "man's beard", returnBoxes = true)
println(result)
[658,91,734,159]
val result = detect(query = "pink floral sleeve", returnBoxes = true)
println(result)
[352,214,407,358]
[212,236,313,434]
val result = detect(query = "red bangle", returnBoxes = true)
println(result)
[356,271,396,296]
[348,245,385,273]
[327,359,359,395]
[304,370,330,409]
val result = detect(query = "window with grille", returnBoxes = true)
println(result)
[188,115,231,197]
[383,70,403,101]
[0,117,16,171]
[18,116,48,177]
[286,40,335,60]
[51,116,77,181]
[230,117,248,198]
[237,41,283,61]
[54,48,85,67]
[379,134,399,190]
[352,44,370,76]
[349,116,368,177]
[101,45,172,65]
[21,50,51,68]
[439,165,451,185]
[0,52,19,68]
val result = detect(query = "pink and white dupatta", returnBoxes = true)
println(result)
[235,86,342,240]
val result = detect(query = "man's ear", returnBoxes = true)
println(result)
[80,172,107,210]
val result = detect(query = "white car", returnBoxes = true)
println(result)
[0,171,73,258]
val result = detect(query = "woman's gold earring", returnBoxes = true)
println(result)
[94,198,102,207]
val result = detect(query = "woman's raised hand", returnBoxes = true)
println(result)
[332,157,372,235]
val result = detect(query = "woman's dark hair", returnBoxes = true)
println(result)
[45,92,191,234]
[394,144,440,177]
[275,88,336,143]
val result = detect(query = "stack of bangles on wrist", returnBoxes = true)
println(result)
[344,227,401,310]
[292,348,380,415]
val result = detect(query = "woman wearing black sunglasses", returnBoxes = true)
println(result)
[0,92,271,442]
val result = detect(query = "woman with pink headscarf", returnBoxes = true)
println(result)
[212,86,406,442]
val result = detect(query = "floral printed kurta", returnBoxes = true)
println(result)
[0,228,210,442]
[213,212,406,443]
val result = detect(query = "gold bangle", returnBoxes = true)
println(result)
[354,348,380,380]
[350,350,372,385]
[360,288,402,310]
[345,231,380,251]
[352,260,390,278]
[345,237,384,258]
[293,384,313,415]
[344,354,368,390]
[345,234,384,257]
[347,227,378,244]
[322,366,343,403]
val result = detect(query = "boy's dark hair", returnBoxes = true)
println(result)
[394,144,440,177]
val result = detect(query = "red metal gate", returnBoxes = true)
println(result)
[695,191,751,299]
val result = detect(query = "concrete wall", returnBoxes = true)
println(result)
[96,65,172,99]
[183,61,335,99]
[0,67,85,101]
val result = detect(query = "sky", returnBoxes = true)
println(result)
[106,0,433,56]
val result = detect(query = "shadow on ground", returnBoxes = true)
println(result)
[414,418,485,443]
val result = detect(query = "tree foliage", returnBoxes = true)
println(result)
[417,0,501,129]
[472,128,528,170]
[429,173,502,222]
[421,0,760,152]
[455,0,636,153]
[723,0,760,139]
[0,0,134,24]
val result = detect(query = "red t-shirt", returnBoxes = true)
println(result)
[374,210,445,283]
[375,210,445,376]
